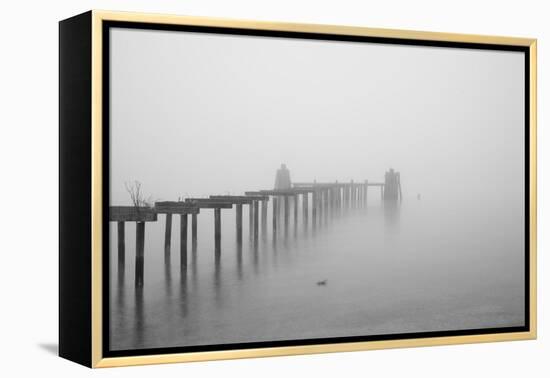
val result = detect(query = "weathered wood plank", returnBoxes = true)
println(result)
[210,195,254,204]
[258,189,313,196]
[293,182,341,187]
[155,201,200,214]
[185,199,233,209]
[218,194,270,201]
[110,206,157,222]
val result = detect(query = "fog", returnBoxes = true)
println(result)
[108,27,525,350]
[110,28,524,206]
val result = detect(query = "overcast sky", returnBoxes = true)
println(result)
[109,27,524,209]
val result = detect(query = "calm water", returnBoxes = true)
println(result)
[109,197,524,351]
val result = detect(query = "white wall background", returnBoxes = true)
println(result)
[0,0,546,376]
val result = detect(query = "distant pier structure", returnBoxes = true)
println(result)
[274,163,292,189]
[109,167,401,287]
[383,168,402,202]
[274,163,292,221]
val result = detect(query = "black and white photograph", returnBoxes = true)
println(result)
[106,25,528,353]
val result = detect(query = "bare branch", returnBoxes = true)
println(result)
[125,180,154,209]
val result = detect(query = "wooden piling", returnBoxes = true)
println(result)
[164,213,172,254]
[312,190,317,226]
[326,189,330,217]
[214,208,221,253]
[253,200,259,241]
[317,189,324,220]
[180,214,188,270]
[261,199,268,236]
[248,203,254,240]
[323,188,329,214]
[192,213,197,251]
[272,197,278,235]
[323,189,328,219]
[135,221,145,288]
[323,189,327,215]
[343,185,347,208]
[351,181,356,208]
[325,189,329,214]
[236,203,243,244]
[294,194,298,227]
[303,192,308,226]
[284,195,289,234]
[117,221,125,268]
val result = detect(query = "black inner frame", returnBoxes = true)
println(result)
[102,20,531,358]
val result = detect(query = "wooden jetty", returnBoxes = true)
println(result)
[109,170,400,288]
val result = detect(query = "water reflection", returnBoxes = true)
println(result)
[116,266,125,316]
[191,237,198,287]
[133,287,145,348]
[110,192,524,351]
[236,243,243,280]
[252,239,260,274]
[179,266,189,318]
[383,201,401,232]
[214,250,222,306]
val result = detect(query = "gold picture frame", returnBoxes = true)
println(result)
[59,10,537,368]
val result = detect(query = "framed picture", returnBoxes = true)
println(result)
[59,10,537,368]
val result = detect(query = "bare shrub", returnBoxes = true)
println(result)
[125,181,155,209]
